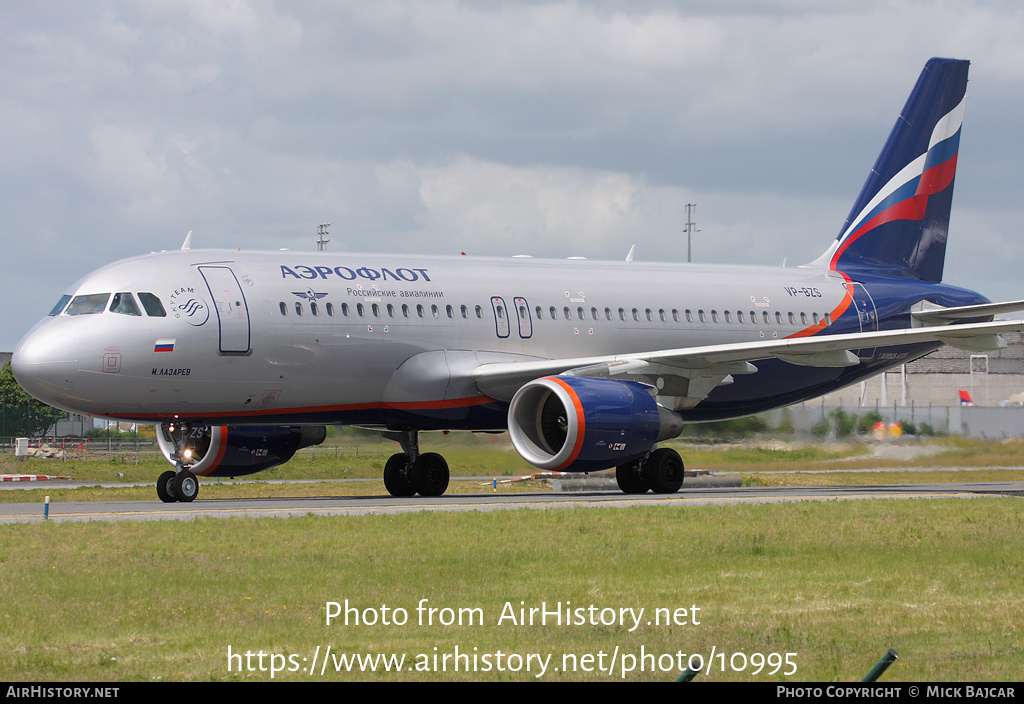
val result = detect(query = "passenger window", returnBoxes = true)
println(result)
[311,302,319,316]
[372,303,380,317]
[295,302,303,316]
[825,313,832,326]
[775,312,783,324]
[110,292,141,316]
[138,292,167,317]
[672,309,679,323]
[432,305,439,318]
[475,306,482,318]
[645,309,652,322]
[788,312,796,325]
[550,306,557,320]
[711,310,719,323]
[605,308,612,321]
[342,303,350,316]
[417,305,424,318]
[737,311,745,323]
[357,303,365,317]
[66,293,110,316]
[327,302,335,316]
[698,310,706,323]
[577,307,584,320]
[403,304,410,318]
[388,304,395,317]
[659,309,666,322]
[685,310,692,322]
[279,302,287,315]
[724,311,732,323]
[619,308,626,321]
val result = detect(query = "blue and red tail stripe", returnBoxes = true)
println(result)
[826,58,969,284]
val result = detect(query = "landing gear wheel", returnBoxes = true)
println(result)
[643,448,684,494]
[157,470,177,503]
[615,459,650,494]
[173,470,199,503]
[383,453,417,497]
[414,452,450,497]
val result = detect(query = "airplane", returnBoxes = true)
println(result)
[12,57,1024,503]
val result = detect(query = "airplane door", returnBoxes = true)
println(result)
[199,266,251,354]
[490,297,510,338]
[514,297,533,339]
[849,282,877,360]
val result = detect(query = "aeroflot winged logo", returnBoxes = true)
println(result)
[169,287,210,327]
[293,289,328,303]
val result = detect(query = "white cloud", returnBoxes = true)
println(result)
[4,0,1024,349]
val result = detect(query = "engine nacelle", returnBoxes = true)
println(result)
[508,376,683,472]
[156,424,327,477]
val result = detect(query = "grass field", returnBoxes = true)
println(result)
[0,498,1021,682]
[1,435,1022,682]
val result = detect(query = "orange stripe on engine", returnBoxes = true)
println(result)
[545,377,586,471]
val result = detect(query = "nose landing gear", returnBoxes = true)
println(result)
[157,421,200,503]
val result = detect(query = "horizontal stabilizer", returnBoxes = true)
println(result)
[912,299,1024,325]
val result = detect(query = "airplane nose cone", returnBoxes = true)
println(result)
[11,328,79,407]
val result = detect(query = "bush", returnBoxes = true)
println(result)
[857,410,885,435]
[830,409,857,438]
[811,417,831,438]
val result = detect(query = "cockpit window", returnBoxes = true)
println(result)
[138,292,167,317]
[109,292,142,316]
[65,293,110,316]
[49,295,72,316]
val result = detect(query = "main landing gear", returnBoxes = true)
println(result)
[382,430,450,497]
[614,447,684,495]
[156,421,200,503]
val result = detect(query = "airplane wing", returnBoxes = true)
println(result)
[471,317,1024,406]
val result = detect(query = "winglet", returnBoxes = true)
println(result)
[181,231,192,252]
[625,245,635,263]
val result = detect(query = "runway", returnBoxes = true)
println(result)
[1,480,1021,524]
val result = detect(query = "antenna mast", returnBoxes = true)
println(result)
[317,223,331,251]
[683,203,699,263]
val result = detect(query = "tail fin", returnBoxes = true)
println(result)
[821,58,969,282]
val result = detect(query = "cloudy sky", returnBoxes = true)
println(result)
[4,0,1024,350]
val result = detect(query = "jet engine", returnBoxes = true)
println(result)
[507,376,683,472]
[156,424,327,477]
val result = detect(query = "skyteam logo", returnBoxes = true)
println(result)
[169,287,210,327]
